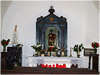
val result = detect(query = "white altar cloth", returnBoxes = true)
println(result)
[27,57,82,68]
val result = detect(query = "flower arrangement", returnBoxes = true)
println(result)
[31,43,42,53]
[48,46,57,52]
[91,41,99,49]
[1,39,10,52]
[91,41,99,54]
[73,43,84,57]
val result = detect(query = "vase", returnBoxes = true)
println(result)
[77,54,80,58]
[77,50,80,58]
[94,49,97,54]
[3,46,6,52]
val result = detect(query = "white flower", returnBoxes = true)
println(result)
[37,44,41,47]
[33,45,36,47]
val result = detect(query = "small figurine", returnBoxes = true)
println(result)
[12,25,18,46]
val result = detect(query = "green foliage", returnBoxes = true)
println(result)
[73,43,84,53]
[1,39,10,46]
[91,41,99,49]
[31,43,42,52]
[1,39,10,52]
[16,44,23,47]
[53,46,57,52]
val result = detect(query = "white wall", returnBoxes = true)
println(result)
[1,1,99,67]
[1,1,13,25]
[99,1,100,72]
[0,1,1,71]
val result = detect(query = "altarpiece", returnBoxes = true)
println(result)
[36,6,67,53]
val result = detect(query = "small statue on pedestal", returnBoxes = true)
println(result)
[48,30,56,46]
[12,25,18,46]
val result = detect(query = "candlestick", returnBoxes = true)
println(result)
[70,47,72,57]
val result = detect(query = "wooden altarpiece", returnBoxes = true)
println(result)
[36,6,67,52]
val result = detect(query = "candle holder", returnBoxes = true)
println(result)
[51,51,53,57]
[44,50,48,56]
[65,50,68,56]
[61,48,65,56]
[70,47,73,57]
[57,49,61,57]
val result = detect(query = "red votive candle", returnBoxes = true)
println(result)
[59,65,61,68]
[53,64,55,68]
[46,64,48,67]
[63,64,66,68]
[56,64,58,68]
[42,64,44,67]
[49,65,51,68]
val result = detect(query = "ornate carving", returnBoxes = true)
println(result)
[36,6,67,51]
[6,47,22,69]
[49,17,55,22]
[48,6,55,14]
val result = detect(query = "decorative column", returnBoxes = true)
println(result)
[61,28,64,49]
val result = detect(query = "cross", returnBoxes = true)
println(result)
[50,5,53,9]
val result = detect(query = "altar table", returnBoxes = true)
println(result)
[27,57,83,68]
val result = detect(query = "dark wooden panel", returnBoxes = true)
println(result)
[1,52,7,69]
[6,47,22,69]
[92,54,99,71]
[84,48,95,56]
[1,67,99,74]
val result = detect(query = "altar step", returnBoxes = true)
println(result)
[1,67,99,74]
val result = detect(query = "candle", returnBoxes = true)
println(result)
[49,65,51,68]
[53,64,55,68]
[42,64,44,67]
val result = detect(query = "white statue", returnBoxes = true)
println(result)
[12,25,18,45]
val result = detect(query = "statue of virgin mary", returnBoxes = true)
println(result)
[12,25,18,45]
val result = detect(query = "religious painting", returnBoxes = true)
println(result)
[45,27,58,50]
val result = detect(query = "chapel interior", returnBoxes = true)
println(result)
[0,1,100,74]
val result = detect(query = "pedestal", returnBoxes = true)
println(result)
[1,52,7,69]
[7,47,22,69]
[92,54,99,71]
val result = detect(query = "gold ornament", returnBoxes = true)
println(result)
[49,17,55,22]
